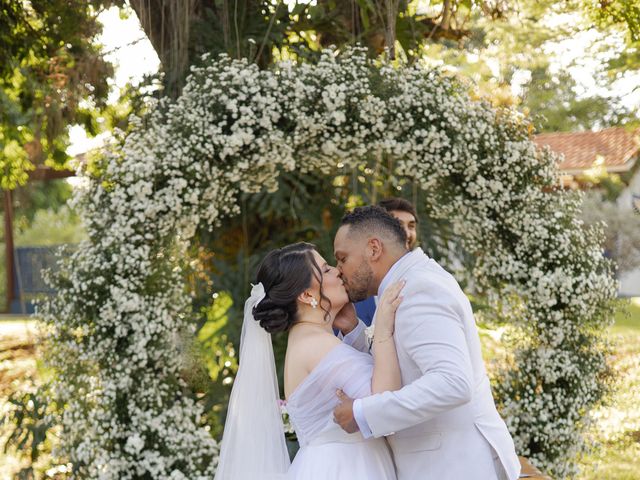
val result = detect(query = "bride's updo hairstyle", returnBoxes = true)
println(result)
[253,242,331,333]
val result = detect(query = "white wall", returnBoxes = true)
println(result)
[617,166,640,297]
[619,269,640,297]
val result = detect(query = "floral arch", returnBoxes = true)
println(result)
[41,49,617,479]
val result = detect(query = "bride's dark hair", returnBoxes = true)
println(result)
[253,242,332,333]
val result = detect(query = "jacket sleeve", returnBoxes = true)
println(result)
[339,318,370,353]
[359,284,474,437]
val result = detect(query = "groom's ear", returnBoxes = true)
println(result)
[368,238,383,262]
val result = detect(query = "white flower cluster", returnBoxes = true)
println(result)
[39,48,617,478]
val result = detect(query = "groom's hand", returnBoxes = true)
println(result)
[333,303,358,335]
[333,390,359,433]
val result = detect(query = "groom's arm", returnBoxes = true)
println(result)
[334,302,370,353]
[355,287,474,437]
[338,319,369,353]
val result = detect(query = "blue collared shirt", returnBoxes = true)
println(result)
[354,296,377,326]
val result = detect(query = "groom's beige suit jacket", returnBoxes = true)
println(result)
[346,248,520,480]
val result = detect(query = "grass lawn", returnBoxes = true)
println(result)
[479,299,640,479]
[579,299,640,480]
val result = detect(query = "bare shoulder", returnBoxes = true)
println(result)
[285,329,342,398]
[288,330,341,372]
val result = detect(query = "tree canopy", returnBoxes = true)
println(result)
[126,1,639,131]
[0,0,119,190]
[2,1,638,191]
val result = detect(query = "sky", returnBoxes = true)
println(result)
[66,4,640,158]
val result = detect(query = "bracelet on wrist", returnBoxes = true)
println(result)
[373,334,394,344]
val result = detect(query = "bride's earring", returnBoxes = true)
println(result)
[310,298,318,309]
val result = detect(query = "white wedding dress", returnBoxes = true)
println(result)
[286,343,397,480]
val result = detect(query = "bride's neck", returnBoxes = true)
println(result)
[292,309,336,333]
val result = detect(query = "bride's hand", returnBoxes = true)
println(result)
[373,280,405,339]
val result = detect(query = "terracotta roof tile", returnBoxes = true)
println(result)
[534,127,640,173]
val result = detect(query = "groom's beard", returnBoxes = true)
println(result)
[345,261,374,303]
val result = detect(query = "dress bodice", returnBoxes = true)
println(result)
[285,343,373,447]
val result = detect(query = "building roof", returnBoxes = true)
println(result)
[534,127,640,174]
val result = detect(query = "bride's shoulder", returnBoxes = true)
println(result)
[288,330,341,371]
[290,329,341,354]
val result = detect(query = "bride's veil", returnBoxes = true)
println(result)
[214,282,291,480]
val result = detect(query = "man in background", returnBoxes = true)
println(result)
[354,197,419,325]
[378,197,418,251]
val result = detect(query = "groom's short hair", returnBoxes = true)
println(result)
[340,205,407,247]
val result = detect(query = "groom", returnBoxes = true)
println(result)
[332,206,520,480]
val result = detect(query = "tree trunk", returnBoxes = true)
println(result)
[3,190,14,313]
[129,0,197,98]
[441,0,452,30]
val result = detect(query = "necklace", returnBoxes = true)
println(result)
[291,320,331,332]
[292,320,323,328]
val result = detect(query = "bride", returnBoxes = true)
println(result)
[214,242,404,479]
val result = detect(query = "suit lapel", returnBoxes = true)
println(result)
[377,248,429,297]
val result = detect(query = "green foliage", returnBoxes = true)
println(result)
[585,0,640,42]
[613,298,640,333]
[189,292,239,438]
[192,1,292,66]
[0,0,119,190]
[0,380,57,480]
[197,292,235,381]
[11,180,74,228]
[97,75,164,134]
[129,0,640,136]
[14,207,86,247]
[520,68,632,132]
